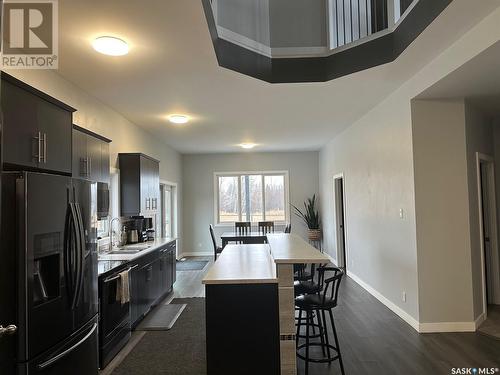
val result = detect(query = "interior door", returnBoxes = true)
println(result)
[72,179,98,330]
[24,172,74,361]
[480,163,494,304]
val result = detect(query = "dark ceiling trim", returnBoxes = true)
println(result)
[201,0,453,83]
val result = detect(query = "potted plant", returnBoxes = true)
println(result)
[292,194,321,241]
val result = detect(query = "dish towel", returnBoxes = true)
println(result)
[116,269,130,305]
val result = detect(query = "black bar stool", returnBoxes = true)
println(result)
[294,263,321,339]
[295,267,345,375]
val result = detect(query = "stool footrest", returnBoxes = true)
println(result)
[296,343,340,364]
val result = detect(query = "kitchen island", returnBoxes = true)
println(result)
[202,233,331,375]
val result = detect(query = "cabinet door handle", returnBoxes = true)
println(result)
[42,133,47,163]
[33,132,42,163]
[88,157,91,177]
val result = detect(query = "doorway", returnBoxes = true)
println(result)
[333,174,347,271]
[476,153,500,327]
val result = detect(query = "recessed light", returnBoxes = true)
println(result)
[168,115,189,124]
[92,36,129,56]
[239,143,257,149]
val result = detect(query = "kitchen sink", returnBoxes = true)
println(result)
[107,245,151,255]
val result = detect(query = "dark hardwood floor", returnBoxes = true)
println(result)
[300,276,500,375]
[104,258,500,375]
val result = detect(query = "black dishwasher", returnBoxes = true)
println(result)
[98,263,136,368]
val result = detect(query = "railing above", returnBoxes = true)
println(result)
[202,0,453,83]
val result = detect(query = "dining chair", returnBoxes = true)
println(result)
[235,221,251,235]
[258,221,274,234]
[209,224,223,261]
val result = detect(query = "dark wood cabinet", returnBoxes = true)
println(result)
[72,125,111,183]
[160,246,176,293]
[129,240,176,327]
[1,73,75,174]
[119,153,160,217]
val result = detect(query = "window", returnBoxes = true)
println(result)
[215,171,289,224]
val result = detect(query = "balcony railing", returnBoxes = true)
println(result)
[329,0,417,50]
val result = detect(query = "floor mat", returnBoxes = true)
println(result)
[176,260,208,271]
[135,304,186,331]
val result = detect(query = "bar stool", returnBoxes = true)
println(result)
[294,263,314,282]
[295,267,345,375]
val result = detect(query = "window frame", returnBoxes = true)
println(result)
[214,170,290,227]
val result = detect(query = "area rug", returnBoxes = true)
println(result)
[112,298,206,375]
[176,260,209,271]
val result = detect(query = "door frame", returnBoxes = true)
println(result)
[333,173,348,270]
[476,152,500,318]
[160,180,178,256]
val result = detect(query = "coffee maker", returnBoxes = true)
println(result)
[129,216,154,242]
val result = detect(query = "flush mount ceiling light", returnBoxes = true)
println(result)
[239,143,257,149]
[168,115,189,124]
[92,36,129,56]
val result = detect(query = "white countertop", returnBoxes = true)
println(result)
[267,233,330,264]
[202,244,277,285]
[98,237,176,262]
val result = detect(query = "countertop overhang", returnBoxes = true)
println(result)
[202,234,330,285]
[202,244,277,285]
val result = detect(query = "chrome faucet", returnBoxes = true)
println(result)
[109,217,121,249]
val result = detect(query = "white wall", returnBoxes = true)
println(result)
[412,99,474,325]
[319,6,500,329]
[319,88,419,322]
[464,102,494,319]
[182,151,319,255]
[4,70,184,253]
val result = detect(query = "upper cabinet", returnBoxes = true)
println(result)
[1,73,76,174]
[72,125,111,183]
[119,153,160,217]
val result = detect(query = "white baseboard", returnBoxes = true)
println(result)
[347,271,420,332]
[419,321,476,333]
[348,271,480,333]
[474,312,487,329]
[179,251,213,258]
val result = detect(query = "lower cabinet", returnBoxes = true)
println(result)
[129,241,177,327]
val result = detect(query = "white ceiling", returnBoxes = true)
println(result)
[56,0,499,153]
[417,40,500,116]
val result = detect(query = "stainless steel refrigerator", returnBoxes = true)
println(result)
[0,171,99,374]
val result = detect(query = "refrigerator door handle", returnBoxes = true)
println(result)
[37,323,97,370]
[73,202,86,308]
[69,202,82,310]
[63,202,74,301]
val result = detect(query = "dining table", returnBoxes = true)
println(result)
[220,231,281,248]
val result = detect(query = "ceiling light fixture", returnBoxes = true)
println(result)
[168,115,189,124]
[92,36,129,56]
[239,143,257,149]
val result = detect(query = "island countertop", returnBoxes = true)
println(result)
[267,233,330,264]
[202,244,277,285]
